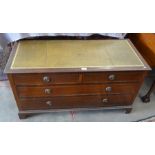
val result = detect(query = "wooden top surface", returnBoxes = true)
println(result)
[5,39,151,73]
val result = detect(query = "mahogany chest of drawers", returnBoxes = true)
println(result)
[4,39,150,119]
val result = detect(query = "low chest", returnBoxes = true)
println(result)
[5,40,150,119]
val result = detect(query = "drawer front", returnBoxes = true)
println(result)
[83,71,143,83]
[13,73,80,85]
[19,94,134,110]
[17,83,139,98]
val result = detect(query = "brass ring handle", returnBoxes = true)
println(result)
[105,86,112,92]
[46,101,52,106]
[108,74,115,80]
[43,76,50,83]
[102,98,108,103]
[44,88,51,94]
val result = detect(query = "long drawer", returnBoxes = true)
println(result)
[17,83,140,98]
[19,94,134,110]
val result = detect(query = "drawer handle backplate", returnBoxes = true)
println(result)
[105,86,112,92]
[102,98,108,103]
[46,101,52,106]
[43,76,51,83]
[108,74,115,80]
[44,88,51,94]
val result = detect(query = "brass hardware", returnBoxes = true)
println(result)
[44,88,51,94]
[105,86,112,92]
[108,74,115,80]
[46,101,52,106]
[102,98,108,103]
[43,76,50,83]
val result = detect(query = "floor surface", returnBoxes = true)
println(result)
[0,78,154,122]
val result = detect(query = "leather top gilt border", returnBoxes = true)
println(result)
[4,39,151,74]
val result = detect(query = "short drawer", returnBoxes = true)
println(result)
[19,94,134,110]
[13,73,80,85]
[82,71,143,83]
[17,83,140,98]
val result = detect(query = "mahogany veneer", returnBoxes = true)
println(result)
[4,39,150,119]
